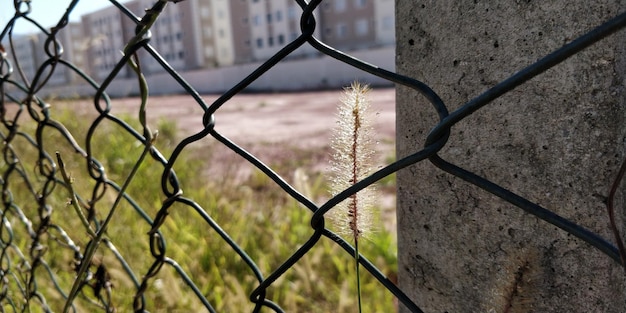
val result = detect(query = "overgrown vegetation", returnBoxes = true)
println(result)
[1,102,398,312]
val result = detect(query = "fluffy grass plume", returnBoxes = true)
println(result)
[329,82,377,313]
[329,82,376,241]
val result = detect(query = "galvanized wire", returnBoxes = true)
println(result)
[0,0,625,312]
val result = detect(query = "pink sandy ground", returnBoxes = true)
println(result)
[106,87,396,170]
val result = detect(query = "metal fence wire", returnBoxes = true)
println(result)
[0,0,626,312]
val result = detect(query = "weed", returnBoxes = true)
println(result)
[329,82,378,313]
[2,98,398,312]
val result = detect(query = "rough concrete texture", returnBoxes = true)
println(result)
[396,1,626,312]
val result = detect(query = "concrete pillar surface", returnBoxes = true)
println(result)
[396,1,626,312]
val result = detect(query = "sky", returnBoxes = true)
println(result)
[0,0,131,35]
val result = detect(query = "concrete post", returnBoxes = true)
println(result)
[396,1,626,312]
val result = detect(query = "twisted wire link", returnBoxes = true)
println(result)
[0,0,625,312]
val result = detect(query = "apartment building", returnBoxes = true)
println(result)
[4,34,38,86]
[188,0,237,67]
[64,22,88,83]
[32,22,86,86]
[229,0,254,64]
[320,0,394,51]
[6,0,395,88]
[31,32,67,86]
[99,0,239,75]
[2,21,86,90]
[247,0,320,62]
[81,5,128,80]
[123,0,187,74]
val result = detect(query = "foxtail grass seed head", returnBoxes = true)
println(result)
[329,82,377,241]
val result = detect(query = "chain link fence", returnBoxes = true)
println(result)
[0,0,625,312]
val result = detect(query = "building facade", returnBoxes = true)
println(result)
[81,5,128,80]
[319,0,394,51]
[5,0,395,88]
[374,0,395,46]
[5,35,38,86]
[65,22,88,83]
[319,0,375,51]
[2,21,86,89]
[106,0,239,75]
[185,0,238,67]
[124,0,188,74]
[247,0,320,61]
[33,22,86,86]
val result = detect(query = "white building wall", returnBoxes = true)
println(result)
[374,0,395,46]
[249,0,268,61]
[42,46,394,97]
[188,0,207,68]
[66,22,88,83]
[211,0,235,66]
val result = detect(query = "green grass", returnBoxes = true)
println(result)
[0,102,398,312]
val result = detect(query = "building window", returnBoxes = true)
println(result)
[178,51,185,59]
[355,19,368,36]
[267,13,272,23]
[275,11,282,22]
[253,15,262,26]
[278,34,285,45]
[268,36,274,46]
[337,23,347,38]
[219,29,225,38]
[335,0,346,12]
[256,38,263,48]
[355,0,367,8]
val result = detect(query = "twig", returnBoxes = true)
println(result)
[607,156,626,270]
[56,152,96,238]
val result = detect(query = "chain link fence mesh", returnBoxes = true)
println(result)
[0,0,625,312]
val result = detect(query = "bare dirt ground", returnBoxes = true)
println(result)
[107,87,396,172]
